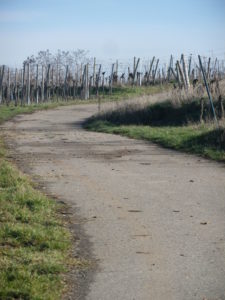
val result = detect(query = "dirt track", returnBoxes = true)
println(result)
[2,98,225,300]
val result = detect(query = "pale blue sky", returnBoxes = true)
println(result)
[0,0,225,66]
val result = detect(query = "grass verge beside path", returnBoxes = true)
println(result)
[84,97,225,162]
[0,137,73,299]
[0,102,79,299]
[98,84,169,101]
[85,120,225,163]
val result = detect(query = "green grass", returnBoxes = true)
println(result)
[0,138,74,299]
[94,84,169,101]
[84,99,225,162]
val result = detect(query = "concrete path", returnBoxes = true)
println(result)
[2,100,225,300]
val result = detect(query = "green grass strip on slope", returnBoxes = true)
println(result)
[84,120,225,162]
[98,84,169,101]
[0,141,72,300]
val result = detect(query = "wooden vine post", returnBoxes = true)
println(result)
[188,55,192,77]
[85,63,89,100]
[167,55,173,81]
[64,65,68,100]
[153,59,159,84]
[92,57,96,87]
[36,65,39,104]
[27,62,31,105]
[96,64,101,97]
[0,65,5,104]
[115,60,118,84]
[148,57,155,84]
[81,64,89,100]
[176,60,186,89]
[181,54,190,91]
[198,55,218,126]
[15,68,18,106]
[7,67,10,106]
[110,63,115,94]
[46,64,51,100]
[133,58,140,85]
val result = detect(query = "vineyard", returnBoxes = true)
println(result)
[0,50,224,112]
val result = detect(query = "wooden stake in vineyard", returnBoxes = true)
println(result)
[181,54,190,90]
[147,57,155,84]
[46,64,51,100]
[110,63,115,94]
[85,64,89,100]
[7,67,10,106]
[198,55,218,126]
[81,64,89,100]
[15,68,18,106]
[0,65,5,104]
[64,65,68,100]
[153,59,159,84]
[133,57,140,85]
[96,64,101,97]
[176,60,186,89]
[167,55,173,81]
[115,60,118,84]
[36,65,39,104]
[92,57,96,87]
[27,62,31,105]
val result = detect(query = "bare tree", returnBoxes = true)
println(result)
[36,50,53,68]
